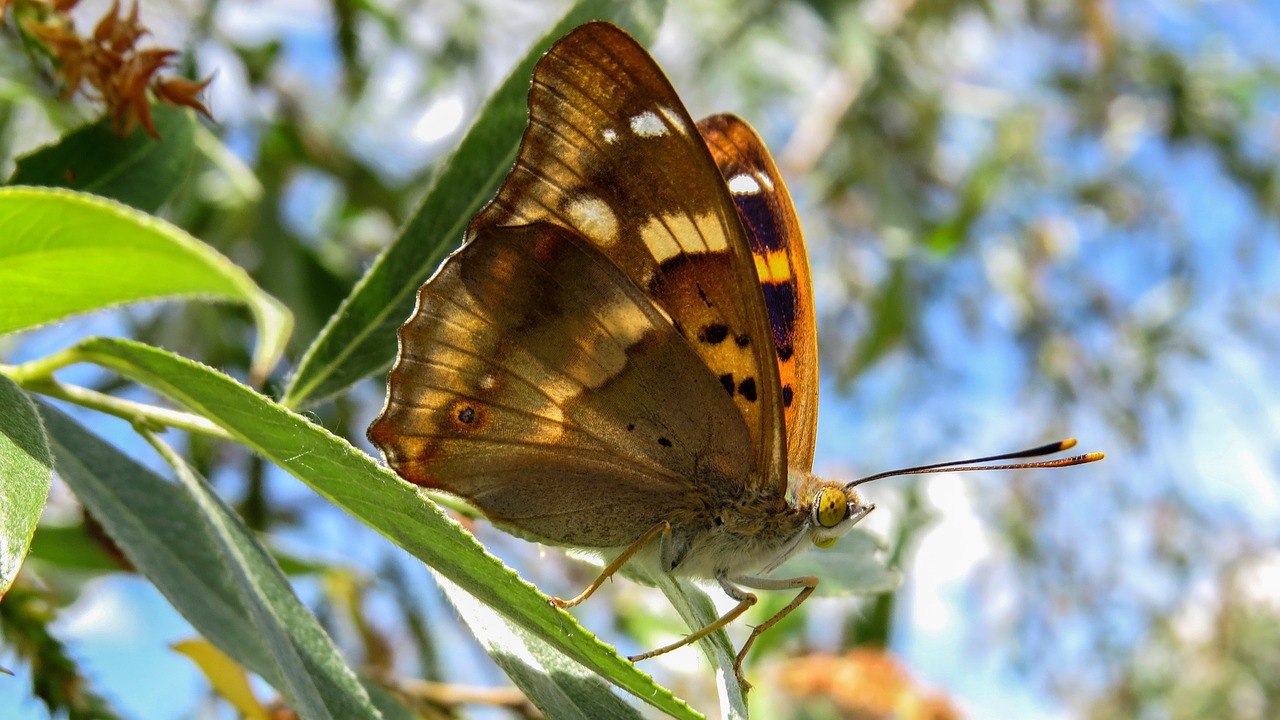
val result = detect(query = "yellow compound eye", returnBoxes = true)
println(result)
[815,487,847,529]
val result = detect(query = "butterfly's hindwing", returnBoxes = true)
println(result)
[369,223,754,547]
[698,115,819,471]
[468,23,786,489]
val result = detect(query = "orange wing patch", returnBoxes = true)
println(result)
[698,114,819,472]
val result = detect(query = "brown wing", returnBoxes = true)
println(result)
[368,223,753,548]
[468,22,786,491]
[698,115,819,471]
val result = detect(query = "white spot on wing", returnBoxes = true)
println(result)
[640,213,728,262]
[759,174,775,191]
[728,174,761,194]
[666,214,704,253]
[698,213,728,251]
[630,111,667,138]
[641,216,682,263]
[567,195,619,246]
[602,128,618,143]
[659,106,687,135]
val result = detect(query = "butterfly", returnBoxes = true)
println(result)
[368,20,1102,690]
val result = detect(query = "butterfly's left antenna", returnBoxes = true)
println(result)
[846,438,1104,489]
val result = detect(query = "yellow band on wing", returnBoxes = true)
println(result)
[752,249,793,283]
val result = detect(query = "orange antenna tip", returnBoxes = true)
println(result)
[848,439,1105,488]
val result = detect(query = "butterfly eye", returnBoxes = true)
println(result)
[814,487,847,529]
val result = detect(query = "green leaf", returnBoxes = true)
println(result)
[142,426,380,719]
[282,0,666,407]
[850,261,911,377]
[770,529,901,596]
[0,374,52,600]
[25,524,124,572]
[636,531,898,713]
[7,104,197,213]
[38,403,383,719]
[648,573,749,719]
[0,187,292,383]
[436,575,650,720]
[63,336,700,719]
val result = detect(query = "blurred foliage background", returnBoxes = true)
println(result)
[2,0,1279,718]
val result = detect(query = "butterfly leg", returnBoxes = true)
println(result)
[551,521,672,609]
[626,574,760,684]
[729,574,819,688]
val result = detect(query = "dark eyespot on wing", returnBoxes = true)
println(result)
[449,402,481,429]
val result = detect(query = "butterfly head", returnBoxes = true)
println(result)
[802,477,876,549]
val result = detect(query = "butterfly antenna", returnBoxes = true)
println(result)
[846,439,1104,489]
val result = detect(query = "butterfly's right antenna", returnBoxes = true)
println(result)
[846,439,1104,489]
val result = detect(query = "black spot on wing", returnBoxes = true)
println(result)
[719,373,735,395]
[458,406,476,424]
[738,378,757,402]
[782,385,794,408]
[700,323,729,344]
[658,437,673,447]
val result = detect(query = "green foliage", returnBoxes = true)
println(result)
[0,187,291,381]
[0,1,896,717]
[0,374,50,600]
[3,0,1278,718]
[9,104,196,212]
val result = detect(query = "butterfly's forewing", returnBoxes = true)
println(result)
[468,22,786,490]
[369,223,754,547]
[698,115,819,471]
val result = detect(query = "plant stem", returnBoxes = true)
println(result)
[0,355,234,441]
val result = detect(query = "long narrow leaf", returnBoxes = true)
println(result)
[282,0,666,407]
[141,428,380,720]
[436,575,649,720]
[38,404,389,719]
[65,337,700,719]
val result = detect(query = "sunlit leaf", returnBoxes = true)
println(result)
[172,639,271,720]
[0,187,292,383]
[771,529,901,596]
[0,375,51,600]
